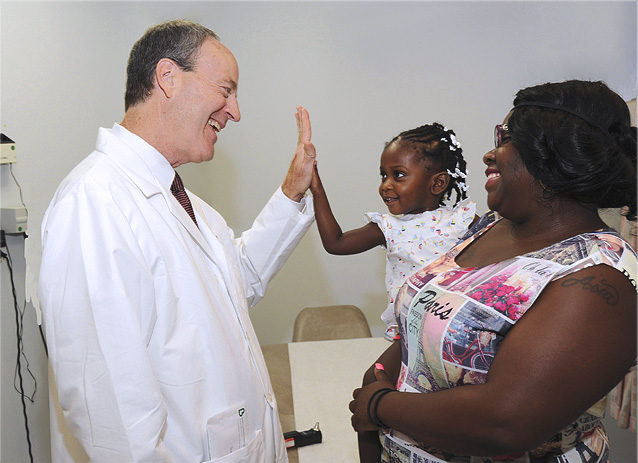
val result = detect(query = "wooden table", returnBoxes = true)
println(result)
[262,337,389,463]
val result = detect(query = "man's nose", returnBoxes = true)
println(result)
[227,95,240,122]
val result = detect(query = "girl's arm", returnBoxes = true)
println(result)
[310,163,385,255]
[350,263,637,456]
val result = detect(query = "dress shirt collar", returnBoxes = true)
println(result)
[110,123,175,189]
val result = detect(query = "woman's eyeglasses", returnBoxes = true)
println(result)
[494,124,509,148]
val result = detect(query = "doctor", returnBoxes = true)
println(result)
[38,20,316,463]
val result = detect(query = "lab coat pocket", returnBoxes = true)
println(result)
[206,404,264,463]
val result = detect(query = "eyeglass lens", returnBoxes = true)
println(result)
[494,124,508,148]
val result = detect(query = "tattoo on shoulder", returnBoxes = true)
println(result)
[561,275,618,306]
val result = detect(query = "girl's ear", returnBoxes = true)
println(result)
[431,171,451,196]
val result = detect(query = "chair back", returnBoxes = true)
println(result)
[292,305,372,342]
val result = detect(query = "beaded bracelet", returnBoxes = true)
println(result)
[366,387,396,429]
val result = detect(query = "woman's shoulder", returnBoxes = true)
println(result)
[536,229,638,288]
[587,229,637,253]
[583,229,637,280]
[459,210,499,240]
[554,229,636,261]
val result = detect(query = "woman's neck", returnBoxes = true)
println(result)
[502,197,607,243]
[456,199,607,269]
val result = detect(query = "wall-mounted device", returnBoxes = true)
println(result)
[1,206,28,234]
[1,133,27,234]
[1,133,17,164]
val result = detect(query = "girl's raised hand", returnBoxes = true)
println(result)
[310,162,323,194]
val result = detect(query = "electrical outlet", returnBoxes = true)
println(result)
[0,206,27,234]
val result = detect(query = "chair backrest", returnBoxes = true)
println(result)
[292,305,372,342]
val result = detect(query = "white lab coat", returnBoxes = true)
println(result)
[38,124,314,463]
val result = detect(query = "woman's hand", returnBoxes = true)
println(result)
[356,342,401,461]
[350,363,396,432]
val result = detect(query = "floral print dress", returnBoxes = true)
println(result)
[382,215,637,463]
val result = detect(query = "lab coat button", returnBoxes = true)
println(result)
[267,392,273,402]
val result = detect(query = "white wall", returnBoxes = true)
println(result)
[1,1,636,462]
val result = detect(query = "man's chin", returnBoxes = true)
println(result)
[196,149,215,164]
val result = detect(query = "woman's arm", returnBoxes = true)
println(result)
[310,163,385,255]
[350,263,637,456]
[361,339,402,387]
[357,340,402,463]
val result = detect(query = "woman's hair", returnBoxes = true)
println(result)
[387,122,469,207]
[124,20,219,111]
[509,80,637,220]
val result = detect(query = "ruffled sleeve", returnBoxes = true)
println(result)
[365,211,382,226]
[364,212,387,248]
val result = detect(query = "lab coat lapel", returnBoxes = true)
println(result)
[97,127,220,262]
[192,201,245,311]
[166,191,242,279]
[166,193,207,243]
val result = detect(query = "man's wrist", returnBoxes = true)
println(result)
[281,184,304,202]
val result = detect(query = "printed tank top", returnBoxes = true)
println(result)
[382,215,637,463]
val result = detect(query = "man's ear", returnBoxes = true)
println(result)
[431,172,451,196]
[155,58,180,99]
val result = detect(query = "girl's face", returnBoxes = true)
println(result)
[378,142,445,215]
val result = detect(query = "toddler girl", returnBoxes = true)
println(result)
[310,122,477,339]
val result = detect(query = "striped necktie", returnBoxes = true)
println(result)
[171,172,198,227]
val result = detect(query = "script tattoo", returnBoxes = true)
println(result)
[560,276,618,305]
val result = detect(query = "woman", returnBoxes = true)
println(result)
[350,80,637,463]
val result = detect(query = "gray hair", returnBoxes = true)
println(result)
[124,20,219,110]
